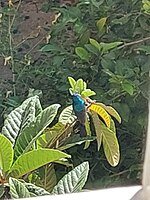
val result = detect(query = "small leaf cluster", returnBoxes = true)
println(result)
[68,77,121,166]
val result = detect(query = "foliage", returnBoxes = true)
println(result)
[0,95,93,198]
[0,0,149,191]
[0,162,89,199]
[68,77,121,166]
[52,162,89,194]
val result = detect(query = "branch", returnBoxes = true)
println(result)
[118,36,150,50]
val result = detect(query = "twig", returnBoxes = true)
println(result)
[118,36,150,50]
[8,0,22,96]
[8,15,16,96]
[25,36,45,56]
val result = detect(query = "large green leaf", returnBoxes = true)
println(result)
[9,177,30,199]
[14,104,61,159]
[9,149,71,178]
[59,105,76,125]
[2,96,41,144]
[0,134,14,172]
[52,162,89,194]
[36,164,57,192]
[101,122,120,166]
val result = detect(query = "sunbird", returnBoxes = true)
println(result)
[72,93,86,137]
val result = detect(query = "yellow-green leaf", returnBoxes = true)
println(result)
[68,77,76,92]
[81,89,96,98]
[84,117,91,149]
[91,112,102,150]
[97,103,121,123]
[100,41,123,53]
[122,82,134,95]
[76,79,85,94]
[142,0,150,14]
[89,38,101,51]
[75,47,90,62]
[89,104,111,128]
[9,149,71,178]
[0,134,14,173]
[101,122,120,166]
[96,17,107,32]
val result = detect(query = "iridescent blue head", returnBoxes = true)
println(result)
[72,93,85,112]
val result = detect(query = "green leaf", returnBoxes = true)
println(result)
[58,135,95,151]
[137,45,150,54]
[122,82,134,95]
[75,47,90,61]
[142,0,150,14]
[0,185,5,198]
[9,149,71,178]
[0,134,13,172]
[2,96,41,144]
[78,30,90,45]
[9,177,30,199]
[101,121,120,166]
[14,104,61,159]
[96,17,107,32]
[91,0,104,8]
[68,77,76,92]
[100,41,123,53]
[24,182,50,196]
[52,162,89,194]
[89,38,101,51]
[84,117,92,149]
[76,79,85,94]
[110,119,116,133]
[112,14,131,25]
[84,44,99,55]
[38,122,65,148]
[40,44,65,53]
[91,112,103,150]
[59,105,76,125]
[81,89,96,98]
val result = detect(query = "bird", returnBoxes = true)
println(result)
[72,93,86,137]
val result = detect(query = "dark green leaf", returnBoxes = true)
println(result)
[75,47,90,61]
[52,162,89,194]
[9,177,30,199]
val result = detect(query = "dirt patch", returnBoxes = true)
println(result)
[0,0,55,90]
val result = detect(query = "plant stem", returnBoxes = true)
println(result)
[8,0,22,96]
[118,36,150,49]
[8,15,16,96]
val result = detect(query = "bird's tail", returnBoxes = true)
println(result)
[79,123,86,137]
